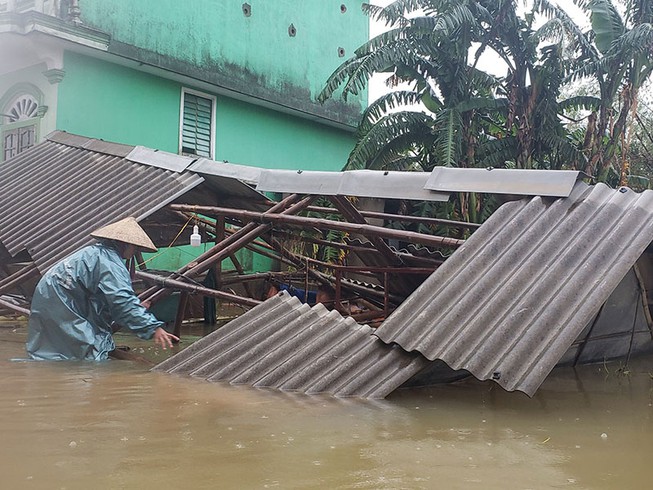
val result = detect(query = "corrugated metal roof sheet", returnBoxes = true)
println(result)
[374,182,653,396]
[0,131,204,272]
[153,291,430,398]
[346,237,448,263]
[189,157,262,185]
[256,169,449,201]
[556,267,653,366]
[127,146,197,172]
[183,158,271,212]
[425,167,580,197]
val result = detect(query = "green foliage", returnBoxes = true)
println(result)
[318,0,653,226]
[298,197,348,267]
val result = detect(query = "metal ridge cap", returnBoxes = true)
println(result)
[45,131,135,158]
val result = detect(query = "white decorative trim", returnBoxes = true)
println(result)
[5,93,38,122]
[42,68,65,84]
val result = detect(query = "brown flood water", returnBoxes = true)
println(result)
[2,320,653,490]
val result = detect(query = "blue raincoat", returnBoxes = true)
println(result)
[26,242,163,360]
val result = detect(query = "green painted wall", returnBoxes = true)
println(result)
[142,243,263,277]
[56,0,368,273]
[215,97,353,170]
[56,52,352,273]
[57,51,355,170]
[56,52,180,152]
[78,0,368,110]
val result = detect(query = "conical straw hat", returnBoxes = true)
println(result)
[90,217,157,252]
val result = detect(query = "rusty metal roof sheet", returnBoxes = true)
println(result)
[0,131,204,273]
[425,167,580,197]
[374,182,653,396]
[256,169,449,201]
[153,291,430,398]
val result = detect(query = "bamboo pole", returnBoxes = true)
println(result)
[304,205,481,229]
[168,204,466,249]
[136,271,262,307]
[0,296,30,316]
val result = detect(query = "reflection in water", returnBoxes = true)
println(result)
[2,320,653,489]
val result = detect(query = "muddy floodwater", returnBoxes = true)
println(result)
[2,320,653,489]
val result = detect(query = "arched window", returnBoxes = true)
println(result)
[1,90,41,162]
[5,94,39,123]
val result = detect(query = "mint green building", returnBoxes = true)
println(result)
[0,0,368,272]
[0,0,367,167]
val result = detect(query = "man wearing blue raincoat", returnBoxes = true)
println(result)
[26,217,179,360]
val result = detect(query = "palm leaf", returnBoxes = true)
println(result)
[587,0,625,54]
[347,111,436,169]
[359,90,427,134]
[559,95,603,111]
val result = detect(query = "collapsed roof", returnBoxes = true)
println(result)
[375,182,653,396]
[153,291,430,398]
[2,131,651,398]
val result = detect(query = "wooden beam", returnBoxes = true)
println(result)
[168,204,466,249]
[172,292,189,338]
[141,194,312,303]
[0,296,30,316]
[304,205,481,230]
[0,264,39,295]
[136,271,262,307]
[330,195,403,266]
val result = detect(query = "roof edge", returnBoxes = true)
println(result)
[0,10,110,50]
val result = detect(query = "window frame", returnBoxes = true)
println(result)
[179,88,216,159]
[1,87,42,162]
[2,120,38,161]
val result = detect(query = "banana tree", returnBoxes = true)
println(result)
[570,0,653,183]
[318,0,581,223]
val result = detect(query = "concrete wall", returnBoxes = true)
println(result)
[57,51,356,170]
[215,96,355,170]
[78,0,368,114]
[56,52,180,152]
[0,62,59,142]
[1,1,369,273]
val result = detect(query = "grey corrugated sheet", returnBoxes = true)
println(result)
[556,267,653,365]
[127,146,197,172]
[0,131,203,272]
[189,158,263,185]
[185,158,271,210]
[153,291,430,398]
[346,237,447,263]
[374,182,653,396]
[256,168,449,201]
[425,167,580,197]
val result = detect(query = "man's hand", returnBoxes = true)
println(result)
[152,327,179,350]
